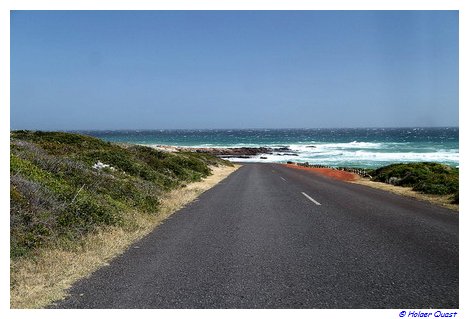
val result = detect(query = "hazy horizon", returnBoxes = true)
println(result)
[10,125,460,132]
[11,11,458,130]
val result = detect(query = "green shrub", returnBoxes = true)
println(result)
[10,130,228,258]
[370,162,459,196]
[11,130,110,154]
[57,192,120,232]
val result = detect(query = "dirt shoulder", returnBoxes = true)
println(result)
[352,178,458,212]
[283,163,359,181]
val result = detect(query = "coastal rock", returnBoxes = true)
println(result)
[181,146,280,156]
[150,145,298,158]
[221,155,252,159]
[92,161,116,171]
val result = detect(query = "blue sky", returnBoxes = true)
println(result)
[10,11,458,130]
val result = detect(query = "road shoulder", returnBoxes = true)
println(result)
[351,178,458,212]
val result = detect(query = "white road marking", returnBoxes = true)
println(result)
[301,192,322,206]
[280,177,287,182]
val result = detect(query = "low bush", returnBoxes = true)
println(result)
[370,162,459,196]
[10,131,230,259]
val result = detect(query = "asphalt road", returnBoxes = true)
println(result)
[53,163,459,309]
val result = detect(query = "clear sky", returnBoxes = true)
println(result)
[10,11,458,130]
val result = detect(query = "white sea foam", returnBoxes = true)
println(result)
[223,142,459,168]
[144,140,458,168]
[289,141,384,152]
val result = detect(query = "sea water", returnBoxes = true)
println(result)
[79,127,459,168]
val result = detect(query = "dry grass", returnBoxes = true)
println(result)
[10,164,239,309]
[352,177,458,212]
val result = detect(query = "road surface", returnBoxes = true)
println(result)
[53,163,458,308]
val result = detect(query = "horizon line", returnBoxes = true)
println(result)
[10,125,460,132]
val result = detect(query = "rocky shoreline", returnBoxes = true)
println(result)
[150,145,303,159]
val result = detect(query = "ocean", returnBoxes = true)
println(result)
[79,127,459,168]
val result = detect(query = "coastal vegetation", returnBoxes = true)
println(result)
[369,162,459,204]
[10,130,235,308]
[10,130,231,258]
